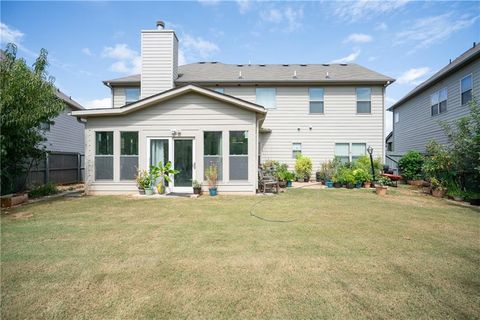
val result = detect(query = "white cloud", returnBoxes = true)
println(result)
[181,34,219,62]
[236,0,251,14]
[385,96,398,106]
[102,43,141,74]
[178,48,187,66]
[376,22,388,31]
[330,49,361,64]
[198,0,220,5]
[395,13,479,52]
[397,67,430,85]
[343,33,373,44]
[333,0,410,22]
[260,6,304,32]
[0,22,24,45]
[82,97,111,109]
[82,48,93,56]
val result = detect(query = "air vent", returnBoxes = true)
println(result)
[211,61,218,64]
[340,63,348,66]
[282,64,289,67]
[198,61,206,64]
[259,64,266,67]
[322,63,330,66]
[237,64,244,67]
[300,64,307,66]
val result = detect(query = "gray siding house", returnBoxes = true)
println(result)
[388,44,479,155]
[73,21,394,195]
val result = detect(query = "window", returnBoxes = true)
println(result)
[431,88,447,116]
[204,131,223,181]
[213,88,224,94]
[461,74,472,106]
[387,142,393,152]
[356,88,371,113]
[351,143,366,162]
[309,88,324,114]
[335,143,350,163]
[95,132,113,180]
[256,88,276,109]
[120,132,138,180]
[394,110,399,123]
[125,88,140,104]
[292,143,302,158]
[229,131,248,180]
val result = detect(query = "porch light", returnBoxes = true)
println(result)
[367,146,375,182]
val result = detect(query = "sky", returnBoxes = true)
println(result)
[1,0,479,135]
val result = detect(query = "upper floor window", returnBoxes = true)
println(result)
[356,88,371,114]
[394,110,399,123]
[213,88,224,94]
[431,88,447,116]
[125,88,140,104]
[461,74,472,106]
[309,88,324,114]
[256,88,276,109]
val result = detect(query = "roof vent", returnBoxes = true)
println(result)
[293,70,298,79]
[322,64,330,66]
[259,64,266,67]
[300,64,307,66]
[340,63,348,66]
[211,61,218,64]
[198,61,205,64]
[238,71,243,79]
[237,64,244,67]
[326,72,330,79]
[282,64,289,67]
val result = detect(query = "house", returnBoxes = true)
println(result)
[72,21,394,195]
[388,43,479,156]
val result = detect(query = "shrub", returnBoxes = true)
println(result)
[354,155,382,176]
[28,182,58,198]
[136,169,152,190]
[378,176,391,186]
[398,151,424,181]
[205,164,218,188]
[353,168,371,184]
[422,140,453,187]
[295,155,313,179]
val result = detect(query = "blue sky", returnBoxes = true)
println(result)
[1,0,479,133]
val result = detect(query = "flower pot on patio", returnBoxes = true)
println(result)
[209,187,218,196]
[363,182,371,188]
[286,181,293,187]
[346,183,354,189]
[422,186,432,194]
[326,181,333,188]
[355,182,362,188]
[333,182,342,188]
[453,196,464,202]
[408,180,425,187]
[193,187,202,195]
[145,188,154,196]
[138,188,145,195]
[432,188,446,198]
[375,186,388,196]
[1,193,28,208]
[279,180,287,188]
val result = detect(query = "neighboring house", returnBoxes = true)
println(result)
[73,21,394,195]
[388,43,479,155]
[43,89,85,153]
[385,131,393,153]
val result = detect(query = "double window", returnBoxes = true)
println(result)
[356,88,371,113]
[125,88,140,104]
[309,88,324,114]
[431,88,448,116]
[335,142,366,163]
[229,131,248,180]
[461,75,472,106]
[204,132,223,181]
[95,132,114,180]
[256,88,276,109]
[120,132,138,180]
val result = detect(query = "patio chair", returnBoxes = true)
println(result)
[258,168,280,194]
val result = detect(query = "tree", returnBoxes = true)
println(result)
[0,44,64,195]
[440,99,480,194]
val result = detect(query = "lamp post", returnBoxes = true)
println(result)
[367,146,375,183]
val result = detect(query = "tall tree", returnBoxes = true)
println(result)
[0,43,64,195]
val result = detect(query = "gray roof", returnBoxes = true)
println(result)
[103,62,394,86]
[55,89,84,110]
[389,43,480,111]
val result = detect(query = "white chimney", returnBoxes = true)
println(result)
[140,20,179,99]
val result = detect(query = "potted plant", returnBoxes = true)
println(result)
[136,169,152,195]
[149,161,179,194]
[275,163,289,188]
[193,180,202,195]
[294,155,313,182]
[343,169,355,189]
[285,171,295,187]
[205,164,218,196]
[353,168,370,188]
[430,177,447,198]
[375,176,390,196]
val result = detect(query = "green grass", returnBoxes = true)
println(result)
[1,187,479,319]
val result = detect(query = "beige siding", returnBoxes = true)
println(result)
[85,92,258,194]
[112,87,125,108]
[393,58,480,154]
[222,86,385,173]
[141,30,176,98]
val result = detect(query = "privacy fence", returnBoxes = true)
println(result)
[27,151,84,186]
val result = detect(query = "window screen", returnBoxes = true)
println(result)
[356,88,371,113]
[120,132,138,180]
[335,143,350,163]
[229,131,248,180]
[292,143,302,158]
[351,143,366,162]
[204,131,223,181]
[95,131,113,180]
[256,88,276,109]
[461,75,472,106]
[309,88,324,114]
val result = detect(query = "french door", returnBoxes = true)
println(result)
[148,137,195,193]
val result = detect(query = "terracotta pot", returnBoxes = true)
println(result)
[333,182,342,188]
[408,180,425,187]
[193,187,202,195]
[375,186,388,196]
[138,188,145,195]
[363,182,371,188]
[346,183,354,189]
[453,196,464,202]
[1,193,29,208]
[432,188,446,198]
[279,181,287,188]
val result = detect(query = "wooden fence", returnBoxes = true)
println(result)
[27,152,84,186]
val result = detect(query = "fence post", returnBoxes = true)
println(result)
[45,152,50,184]
[77,153,81,183]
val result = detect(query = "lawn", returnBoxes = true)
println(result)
[1,187,479,319]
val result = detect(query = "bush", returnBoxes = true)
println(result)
[398,151,424,181]
[28,182,58,198]
[422,140,453,187]
[295,155,313,179]
[354,155,382,176]
[353,168,371,184]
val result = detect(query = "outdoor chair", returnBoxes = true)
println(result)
[258,168,280,194]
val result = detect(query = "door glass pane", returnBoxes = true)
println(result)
[174,140,193,187]
[150,139,169,166]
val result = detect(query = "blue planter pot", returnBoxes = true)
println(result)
[286,181,293,187]
[326,181,333,188]
[145,188,154,196]
[209,187,218,196]
[355,182,362,189]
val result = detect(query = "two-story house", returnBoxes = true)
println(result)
[72,21,394,194]
[388,43,479,156]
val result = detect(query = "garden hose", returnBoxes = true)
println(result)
[249,182,323,223]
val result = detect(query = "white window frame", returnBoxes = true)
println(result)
[125,87,140,105]
[255,88,276,109]
[292,142,302,158]
[309,88,324,114]
[335,142,367,162]
[356,87,372,114]
[430,87,448,116]
[460,74,473,106]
